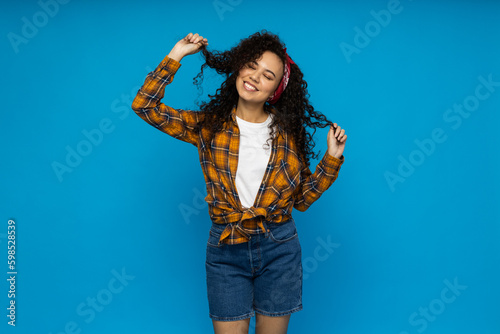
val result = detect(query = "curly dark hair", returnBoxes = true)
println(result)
[192,29,335,170]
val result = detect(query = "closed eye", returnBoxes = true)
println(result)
[247,63,273,80]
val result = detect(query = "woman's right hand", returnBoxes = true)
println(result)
[168,32,208,61]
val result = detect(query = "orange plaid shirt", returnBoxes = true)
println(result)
[131,54,345,245]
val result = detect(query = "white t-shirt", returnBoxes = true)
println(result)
[235,112,274,208]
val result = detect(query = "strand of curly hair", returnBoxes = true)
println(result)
[191,29,336,170]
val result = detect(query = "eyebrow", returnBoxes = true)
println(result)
[252,60,276,78]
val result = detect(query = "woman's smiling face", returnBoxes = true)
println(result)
[236,50,284,104]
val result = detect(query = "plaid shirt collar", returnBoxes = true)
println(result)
[228,104,284,134]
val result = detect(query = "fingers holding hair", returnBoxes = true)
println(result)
[186,32,208,46]
[331,123,347,143]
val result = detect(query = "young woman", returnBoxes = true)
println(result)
[132,30,347,334]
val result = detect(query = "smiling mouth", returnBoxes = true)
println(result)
[243,81,258,91]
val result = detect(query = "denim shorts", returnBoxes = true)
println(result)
[205,217,303,321]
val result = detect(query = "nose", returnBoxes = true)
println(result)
[249,70,260,83]
[249,75,259,84]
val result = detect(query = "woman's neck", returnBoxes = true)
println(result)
[235,100,269,123]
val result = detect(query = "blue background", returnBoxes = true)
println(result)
[1,0,499,333]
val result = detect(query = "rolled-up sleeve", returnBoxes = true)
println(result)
[292,152,344,212]
[131,55,204,146]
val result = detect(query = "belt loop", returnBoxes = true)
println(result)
[262,219,269,238]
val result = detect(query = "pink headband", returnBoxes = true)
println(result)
[267,47,295,104]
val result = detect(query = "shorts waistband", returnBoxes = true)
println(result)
[210,217,295,239]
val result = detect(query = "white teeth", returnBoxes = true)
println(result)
[244,82,257,91]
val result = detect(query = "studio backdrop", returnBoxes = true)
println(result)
[1,0,499,333]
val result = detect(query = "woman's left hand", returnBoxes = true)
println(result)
[327,123,347,159]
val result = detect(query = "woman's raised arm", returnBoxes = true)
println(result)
[131,33,208,146]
